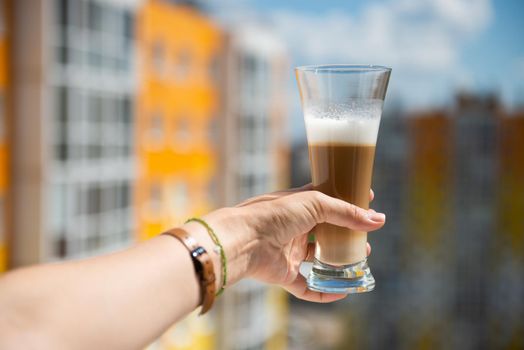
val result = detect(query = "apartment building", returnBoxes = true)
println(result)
[218,23,289,350]
[137,1,223,348]
[10,0,139,265]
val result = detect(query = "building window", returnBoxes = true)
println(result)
[87,94,103,159]
[118,182,130,210]
[123,10,134,69]
[208,54,221,86]
[55,0,69,64]
[173,116,191,151]
[66,88,82,160]
[124,11,134,40]
[87,0,102,31]
[148,182,163,214]
[152,40,166,76]
[56,0,68,27]
[69,0,86,30]
[52,185,71,258]
[86,185,102,215]
[259,117,269,153]
[51,183,67,234]
[208,117,219,147]
[243,54,257,74]
[122,97,133,155]
[240,115,256,153]
[147,113,165,149]
[55,86,69,161]
[55,231,68,258]
[103,185,117,212]
[170,182,188,217]
[102,97,119,158]
[174,49,191,82]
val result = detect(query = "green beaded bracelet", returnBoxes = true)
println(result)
[186,217,227,296]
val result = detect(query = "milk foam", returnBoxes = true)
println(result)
[305,109,382,146]
[304,100,382,145]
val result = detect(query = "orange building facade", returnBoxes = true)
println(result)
[403,113,454,349]
[490,112,524,348]
[136,0,222,242]
[137,2,222,349]
[406,113,453,249]
[497,114,524,255]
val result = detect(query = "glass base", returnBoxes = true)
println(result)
[307,258,375,294]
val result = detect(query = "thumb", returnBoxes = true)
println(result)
[294,190,386,232]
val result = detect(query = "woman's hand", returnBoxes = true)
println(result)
[0,185,385,350]
[196,185,385,303]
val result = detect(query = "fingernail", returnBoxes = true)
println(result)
[367,211,385,222]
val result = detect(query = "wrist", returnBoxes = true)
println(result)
[181,221,222,292]
[182,207,259,289]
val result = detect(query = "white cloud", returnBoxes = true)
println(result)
[272,0,492,71]
[269,0,494,110]
[393,0,492,34]
[431,0,493,34]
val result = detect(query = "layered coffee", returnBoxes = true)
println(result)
[305,109,381,265]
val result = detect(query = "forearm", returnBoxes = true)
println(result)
[0,210,257,350]
[0,235,199,349]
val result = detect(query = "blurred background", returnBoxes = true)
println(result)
[0,0,523,349]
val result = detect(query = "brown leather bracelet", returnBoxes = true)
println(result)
[163,228,216,315]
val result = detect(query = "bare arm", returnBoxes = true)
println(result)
[0,234,204,349]
[0,188,384,349]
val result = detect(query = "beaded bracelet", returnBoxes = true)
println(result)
[186,217,227,296]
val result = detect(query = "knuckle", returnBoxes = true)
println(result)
[306,191,327,222]
[348,204,361,221]
[310,190,324,202]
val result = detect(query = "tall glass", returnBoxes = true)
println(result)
[295,65,391,294]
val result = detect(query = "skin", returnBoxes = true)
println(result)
[0,186,384,350]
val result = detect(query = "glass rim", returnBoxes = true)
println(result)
[295,64,392,73]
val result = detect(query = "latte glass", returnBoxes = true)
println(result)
[295,65,391,294]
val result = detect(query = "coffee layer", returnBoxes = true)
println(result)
[309,143,376,265]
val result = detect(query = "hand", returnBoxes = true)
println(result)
[0,185,386,349]
[200,185,385,303]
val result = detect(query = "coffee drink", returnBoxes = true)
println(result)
[297,65,390,293]
[305,109,381,265]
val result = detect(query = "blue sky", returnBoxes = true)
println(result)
[461,1,524,93]
[251,1,523,69]
[211,0,524,140]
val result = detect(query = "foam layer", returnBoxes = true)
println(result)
[305,113,381,145]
